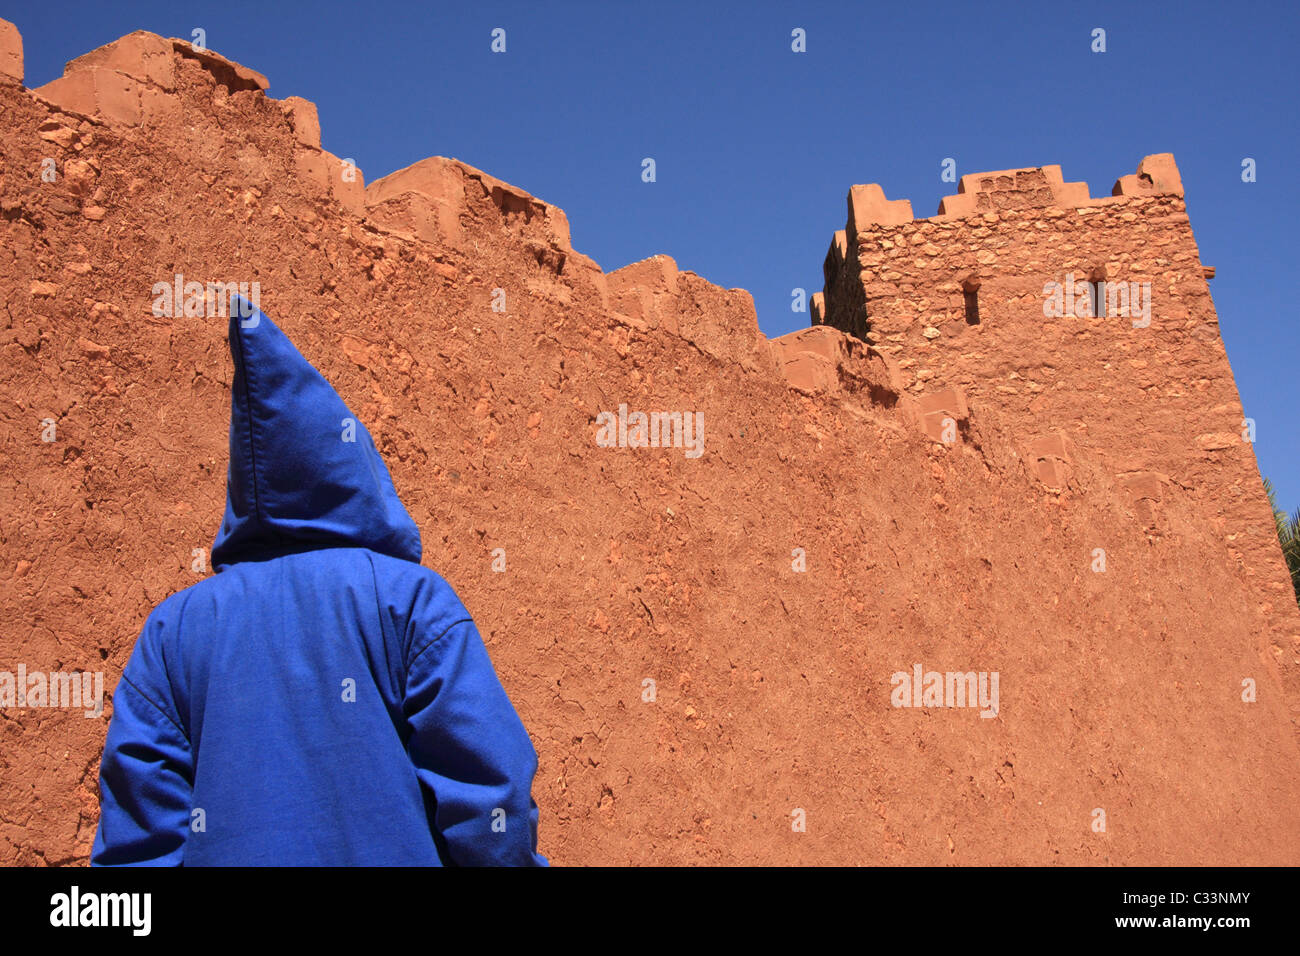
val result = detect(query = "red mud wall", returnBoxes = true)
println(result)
[2,25,1299,865]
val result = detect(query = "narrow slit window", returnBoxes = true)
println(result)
[1086,269,1108,318]
[1089,280,1106,318]
[963,287,980,325]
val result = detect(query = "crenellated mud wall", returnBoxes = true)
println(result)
[2,24,1298,865]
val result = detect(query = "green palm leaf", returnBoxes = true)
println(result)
[1263,477,1300,607]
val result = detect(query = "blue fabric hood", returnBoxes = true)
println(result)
[210,296,422,571]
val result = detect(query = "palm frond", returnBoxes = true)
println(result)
[1263,477,1300,607]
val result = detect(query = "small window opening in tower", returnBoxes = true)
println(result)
[1088,280,1108,317]
[1087,268,1108,318]
[962,279,981,325]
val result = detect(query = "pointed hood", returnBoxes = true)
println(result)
[210,296,422,572]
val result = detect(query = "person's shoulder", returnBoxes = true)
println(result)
[139,572,226,633]
[364,552,476,637]
[119,575,227,694]
[364,550,455,592]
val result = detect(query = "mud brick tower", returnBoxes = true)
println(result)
[807,154,1300,719]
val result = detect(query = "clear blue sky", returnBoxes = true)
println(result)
[12,0,1299,510]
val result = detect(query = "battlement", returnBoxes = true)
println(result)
[840,154,1185,234]
[816,153,1198,351]
[815,157,1189,350]
[0,18,20,85]
[3,26,590,269]
[5,21,773,369]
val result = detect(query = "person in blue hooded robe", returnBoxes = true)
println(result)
[91,296,547,866]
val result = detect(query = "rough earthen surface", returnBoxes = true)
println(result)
[2,24,1299,865]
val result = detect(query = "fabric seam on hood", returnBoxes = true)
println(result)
[230,315,264,529]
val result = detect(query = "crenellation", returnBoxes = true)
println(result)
[847,182,914,234]
[0,18,20,85]
[27,30,277,133]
